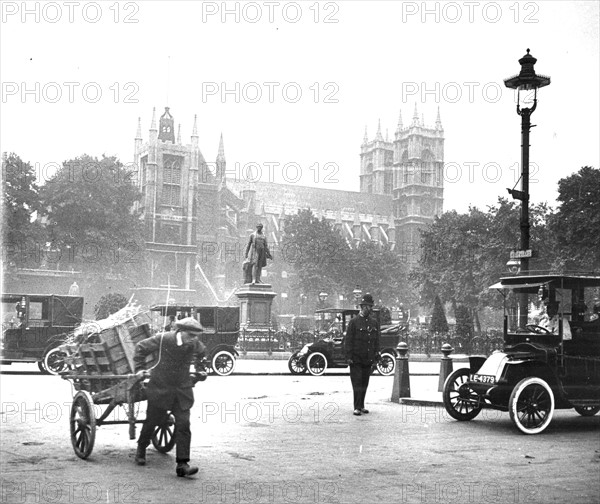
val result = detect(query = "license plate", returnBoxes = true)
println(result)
[470,374,496,384]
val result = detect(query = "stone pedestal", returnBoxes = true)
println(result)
[235,283,277,331]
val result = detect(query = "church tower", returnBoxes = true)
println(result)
[393,105,444,260]
[360,120,394,195]
[360,105,444,261]
[133,107,205,305]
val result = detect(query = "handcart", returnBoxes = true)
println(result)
[59,308,174,459]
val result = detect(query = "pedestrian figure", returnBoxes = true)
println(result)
[133,317,207,477]
[344,293,380,416]
[244,223,273,284]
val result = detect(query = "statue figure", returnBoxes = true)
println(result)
[244,223,272,284]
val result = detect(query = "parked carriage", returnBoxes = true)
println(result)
[149,304,239,376]
[443,273,600,434]
[1,293,83,374]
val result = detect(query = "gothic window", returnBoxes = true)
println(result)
[159,223,182,244]
[384,172,393,195]
[162,156,182,206]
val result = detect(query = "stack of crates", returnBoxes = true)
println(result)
[61,310,158,392]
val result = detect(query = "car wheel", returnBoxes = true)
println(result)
[509,377,555,434]
[288,351,307,374]
[211,350,235,376]
[443,368,482,421]
[37,360,48,374]
[376,353,396,376]
[43,347,68,375]
[574,405,600,417]
[307,352,327,376]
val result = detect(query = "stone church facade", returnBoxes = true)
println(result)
[132,106,445,312]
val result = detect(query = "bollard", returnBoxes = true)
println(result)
[437,343,454,392]
[391,342,411,402]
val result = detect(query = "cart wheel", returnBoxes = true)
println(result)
[307,352,327,376]
[70,391,96,459]
[288,351,307,374]
[43,347,67,375]
[509,377,555,434]
[574,405,600,417]
[212,350,235,376]
[152,414,176,453]
[443,368,482,421]
[376,353,396,376]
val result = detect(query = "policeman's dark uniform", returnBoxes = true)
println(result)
[134,317,206,476]
[344,294,380,414]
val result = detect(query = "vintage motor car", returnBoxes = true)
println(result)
[149,304,239,376]
[287,308,403,376]
[443,273,600,434]
[1,293,84,374]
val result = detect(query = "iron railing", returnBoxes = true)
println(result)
[237,327,505,356]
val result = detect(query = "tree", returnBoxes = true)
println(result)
[94,293,129,320]
[347,241,410,306]
[430,295,448,333]
[550,166,600,271]
[455,305,474,340]
[410,198,556,317]
[281,209,351,296]
[1,153,44,266]
[39,154,145,274]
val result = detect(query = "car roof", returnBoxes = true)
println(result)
[149,304,236,312]
[491,273,600,291]
[315,308,359,315]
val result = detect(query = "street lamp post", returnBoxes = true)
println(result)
[352,285,362,309]
[504,48,550,327]
[318,291,328,331]
[299,294,307,316]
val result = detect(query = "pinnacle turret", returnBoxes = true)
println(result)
[150,107,157,131]
[217,133,225,162]
[375,119,384,141]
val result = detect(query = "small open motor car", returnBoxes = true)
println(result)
[287,308,402,376]
[443,274,600,434]
[1,293,84,374]
[149,304,239,376]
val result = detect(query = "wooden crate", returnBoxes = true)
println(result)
[95,323,152,374]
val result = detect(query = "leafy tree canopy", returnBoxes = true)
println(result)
[94,292,129,320]
[40,154,145,271]
[410,198,556,312]
[2,153,44,251]
[281,208,351,296]
[550,166,600,272]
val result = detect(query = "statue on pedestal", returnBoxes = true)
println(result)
[244,223,273,284]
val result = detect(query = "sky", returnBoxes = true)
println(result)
[1,0,599,214]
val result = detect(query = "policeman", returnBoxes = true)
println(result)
[133,317,206,477]
[344,293,380,416]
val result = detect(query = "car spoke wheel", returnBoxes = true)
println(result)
[443,368,482,421]
[376,353,396,376]
[509,377,554,434]
[288,352,307,374]
[212,350,235,376]
[44,347,67,375]
[70,391,96,459]
[152,413,176,453]
[574,405,600,417]
[307,352,327,376]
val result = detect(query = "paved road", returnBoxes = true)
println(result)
[1,363,599,504]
